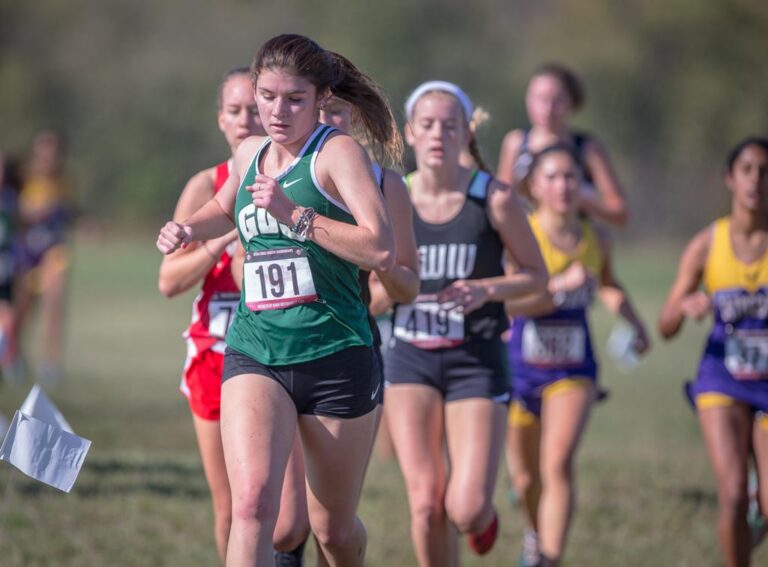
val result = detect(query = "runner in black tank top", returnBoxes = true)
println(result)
[384,81,549,565]
[496,63,629,227]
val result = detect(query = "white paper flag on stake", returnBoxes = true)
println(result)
[19,384,73,433]
[0,411,91,493]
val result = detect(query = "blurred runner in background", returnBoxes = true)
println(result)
[496,63,629,226]
[14,130,74,386]
[0,151,21,379]
[659,137,768,567]
[506,143,649,567]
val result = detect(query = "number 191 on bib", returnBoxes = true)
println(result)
[244,247,318,311]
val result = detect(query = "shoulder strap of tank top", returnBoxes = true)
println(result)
[520,128,531,154]
[214,160,230,194]
[403,172,413,192]
[703,218,727,293]
[467,170,493,200]
[572,132,588,158]
[572,132,594,181]
[371,163,384,192]
[579,218,604,273]
[306,124,336,156]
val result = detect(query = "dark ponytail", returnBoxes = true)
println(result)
[252,34,402,166]
[468,136,490,173]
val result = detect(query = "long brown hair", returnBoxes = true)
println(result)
[252,34,402,166]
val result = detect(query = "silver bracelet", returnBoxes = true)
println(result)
[291,207,316,238]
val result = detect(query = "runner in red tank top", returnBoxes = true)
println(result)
[183,160,240,360]
[158,68,314,565]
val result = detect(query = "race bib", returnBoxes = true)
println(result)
[207,292,239,339]
[725,330,768,380]
[393,296,464,349]
[244,248,317,311]
[522,320,586,367]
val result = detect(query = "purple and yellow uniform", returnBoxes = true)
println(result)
[18,173,72,281]
[688,217,768,419]
[508,213,603,425]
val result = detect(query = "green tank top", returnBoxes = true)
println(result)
[227,124,372,365]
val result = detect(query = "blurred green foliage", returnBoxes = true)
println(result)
[1,0,766,235]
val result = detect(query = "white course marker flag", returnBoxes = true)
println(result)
[0,411,91,493]
[19,384,74,433]
[0,385,90,492]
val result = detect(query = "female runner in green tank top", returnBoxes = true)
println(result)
[157,34,401,566]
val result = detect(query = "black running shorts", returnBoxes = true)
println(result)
[384,338,510,404]
[223,345,380,419]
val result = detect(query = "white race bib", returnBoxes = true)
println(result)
[207,292,239,339]
[725,330,768,380]
[393,297,464,349]
[244,248,317,311]
[522,320,586,367]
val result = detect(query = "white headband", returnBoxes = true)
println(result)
[404,80,474,121]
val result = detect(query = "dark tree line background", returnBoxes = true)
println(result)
[1,0,766,236]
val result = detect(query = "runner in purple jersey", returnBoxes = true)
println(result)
[660,137,768,567]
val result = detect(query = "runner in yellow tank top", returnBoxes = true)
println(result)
[659,137,768,566]
[506,143,649,567]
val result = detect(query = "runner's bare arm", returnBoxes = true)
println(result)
[595,229,650,352]
[579,138,629,226]
[368,271,394,317]
[156,137,259,254]
[502,253,556,317]
[658,227,711,339]
[158,169,237,297]
[372,169,419,303]
[439,180,549,315]
[230,242,245,291]
[496,129,524,186]
[304,134,395,271]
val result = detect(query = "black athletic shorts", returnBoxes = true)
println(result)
[0,283,11,302]
[222,345,380,419]
[374,346,384,406]
[384,338,510,404]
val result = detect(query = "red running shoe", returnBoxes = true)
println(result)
[467,513,499,555]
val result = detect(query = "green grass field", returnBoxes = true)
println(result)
[0,235,765,566]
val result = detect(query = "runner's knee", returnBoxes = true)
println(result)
[445,490,490,533]
[311,514,359,554]
[716,476,748,521]
[407,479,447,532]
[274,516,310,552]
[231,483,281,525]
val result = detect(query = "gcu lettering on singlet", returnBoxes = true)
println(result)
[238,203,302,242]
[419,244,477,280]
[714,289,768,323]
